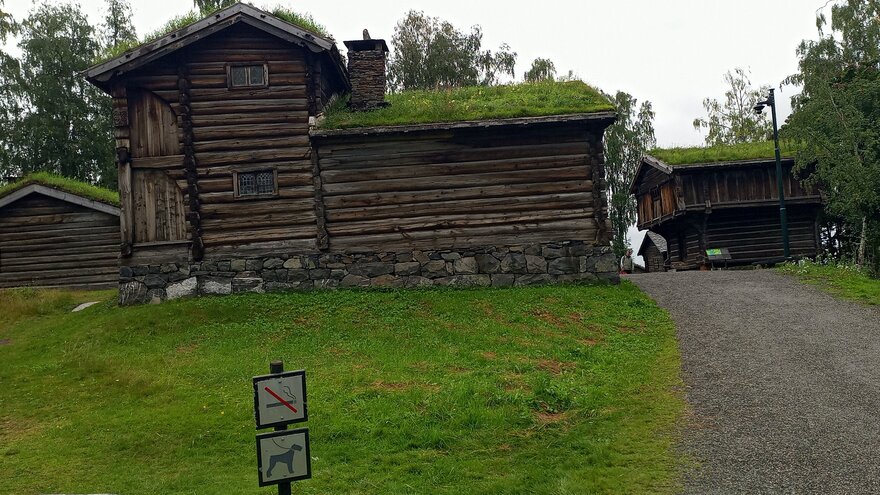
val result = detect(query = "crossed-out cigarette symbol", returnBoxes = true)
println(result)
[265,385,298,413]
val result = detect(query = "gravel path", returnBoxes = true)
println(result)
[630,270,880,494]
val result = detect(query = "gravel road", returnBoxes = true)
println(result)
[630,269,880,494]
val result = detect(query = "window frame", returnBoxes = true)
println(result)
[226,63,269,89]
[232,169,279,200]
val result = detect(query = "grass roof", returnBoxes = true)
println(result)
[96,4,330,65]
[319,81,615,130]
[650,141,795,167]
[0,173,120,207]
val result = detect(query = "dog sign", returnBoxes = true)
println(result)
[253,370,308,429]
[256,428,312,486]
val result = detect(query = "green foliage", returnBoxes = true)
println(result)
[779,259,880,305]
[650,141,794,166]
[192,0,236,15]
[100,0,136,49]
[388,10,517,91]
[321,80,614,129]
[604,91,656,257]
[0,283,684,494]
[784,0,880,271]
[0,2,115,188]
[0,172,120,206]
[0,0,16,42]
[524,58,557,82]
[266,5,328,37]
[693,68,773,146]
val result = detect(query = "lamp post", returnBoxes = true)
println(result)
[754,88,790,259]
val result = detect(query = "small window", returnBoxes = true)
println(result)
[229,64,268,88]
[234,170,277,198]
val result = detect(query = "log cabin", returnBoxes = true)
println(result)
[637,231,668,273]
[631,143,824,270]
[85,3,619,304]
[0,175,120,289]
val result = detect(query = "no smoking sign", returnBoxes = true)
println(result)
[253,370,308,429]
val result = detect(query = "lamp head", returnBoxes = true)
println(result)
[754,103,766,115]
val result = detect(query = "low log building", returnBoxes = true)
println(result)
[631,144,824,270]
[85,3,619,304]
[0,176,120,289]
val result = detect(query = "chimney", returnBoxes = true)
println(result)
[343,32,389,111]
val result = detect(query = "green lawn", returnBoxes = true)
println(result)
[778,260,880,305]
[0,283,684,494]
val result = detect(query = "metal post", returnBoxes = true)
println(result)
[270,360,292,495]
[768,89,790,259]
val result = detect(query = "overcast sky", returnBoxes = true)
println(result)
[3,0,830,257]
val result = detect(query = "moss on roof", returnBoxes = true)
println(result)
[96,4,330,65]
[319,81,615,130]
[650,141,795,166]
[0,173,120,207]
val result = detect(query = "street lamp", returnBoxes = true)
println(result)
[754,88,790,259]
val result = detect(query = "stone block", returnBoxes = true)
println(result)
[490,274,516,287]
[523,244,542,256]
[340,274,370,287]
[371,275,403,288]
[287,269,310,283]
[131,265,149,276]
[348,262,394,278]
[542,246,565,259]
[245,259,263,271]
[475,254,501,273]
[160,263,177,274]
[143,274,166,289]
[422,260,449,278]
[441,252,461,261]
[200,262,217,272]
[166,276,198,300]
[263,258,284,269]
[314,279,339,289]
[525,255,547,274]
[395,261,421,276]
[283,258,302,269]
[500,253,528,274]
[119,280,147,305]
[548,257,580,275]
[330,269,346,280]
[217,261,231,272]
[200,276,232,295]
[230,259,247,272]
[404,276,433,288]
[119,266,133,279]
[414,251,431,265]
[453,257,478,275]
[515,274,553,286]
[309,269,331,280]
[232,277,264,294]
[595,254,618,273]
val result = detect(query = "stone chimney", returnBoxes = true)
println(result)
[343,32,389,111]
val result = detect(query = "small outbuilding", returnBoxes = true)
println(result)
[631,143,824,270]
[637,231,668,273]
[0,175,120,289]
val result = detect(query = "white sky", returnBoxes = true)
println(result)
[3,0,830,256]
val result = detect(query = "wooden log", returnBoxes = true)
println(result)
[188,85,306,101]
[199,185,314,204]
[323,180,593,209]
[199,199,316,218]
[327,210,594,236]
[193,135,310,153]
[131,155,185,170]
[189,99,308,114]
[190,111,308,127]
[192,122,310,141]
[196,148,311,167]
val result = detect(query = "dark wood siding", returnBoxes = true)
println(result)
[316,126,606,253]
[0,195,118,289]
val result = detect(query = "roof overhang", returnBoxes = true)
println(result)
[629,154,673,194]
[310,112,617,141]
[0,184,120,216]
[85,2,349,93]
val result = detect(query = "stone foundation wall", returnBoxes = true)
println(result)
[118,241,618,305]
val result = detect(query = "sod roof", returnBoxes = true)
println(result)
[649,141,795,167]
[0,173,120,207]
[318,81,615,130]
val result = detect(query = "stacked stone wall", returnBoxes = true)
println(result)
[119,241,618,305]
[347,50,387,110]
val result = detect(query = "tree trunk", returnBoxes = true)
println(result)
[858,215,867,266]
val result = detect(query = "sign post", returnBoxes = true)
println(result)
[254,360,311,494]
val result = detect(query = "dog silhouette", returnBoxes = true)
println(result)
[267,442,304,478]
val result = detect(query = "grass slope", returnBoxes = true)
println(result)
[0,284,683,494]
[0,172,119,206]
[778,260,880,305]
[650,141,795,166]
[320,81,615,130]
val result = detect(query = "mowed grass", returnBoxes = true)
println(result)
[778,260,880,305]
[0,283,684,494]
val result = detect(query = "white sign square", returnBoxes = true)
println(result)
[256,428,311,486]
[253,370,307,428]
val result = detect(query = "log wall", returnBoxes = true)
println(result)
[315,125,610,254]
[0,195,119,289]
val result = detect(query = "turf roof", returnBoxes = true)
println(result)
[0,173,120,207]
[319,81,615,130]
[650,141,795,167]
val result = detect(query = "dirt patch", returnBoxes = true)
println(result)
[0,417,43,444]
[617,322,647,333]
[0,339,11,346]
[447,365,470,374]
[481,351,497,360]
[535,411,570,425]
[175,342,199,354]
[537,359,576,375]
[579,338,602,347]
[531,308,567,328]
